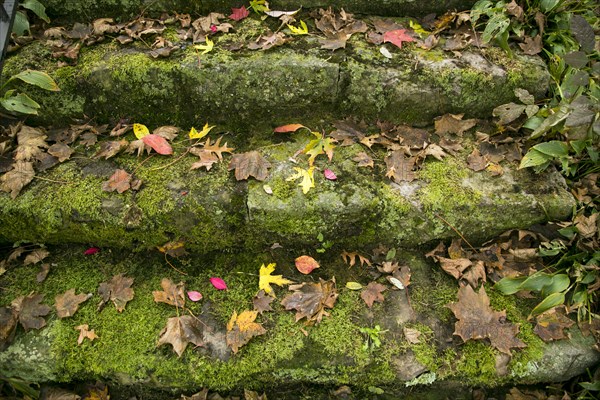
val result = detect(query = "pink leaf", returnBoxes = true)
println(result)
[141,134,173,155]
[209,277,228,290]
[324,169,337,180]
[383,29,416,49]
[84,247,100,255]
[229,6,249,21]
[187,291,203,302]
[210,24,217,33]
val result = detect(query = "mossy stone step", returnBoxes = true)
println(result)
[0,247,598,398]
[44,0,479,22]
[1,31,549,130]
[0,138,574,253]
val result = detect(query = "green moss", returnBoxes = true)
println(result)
[454,341,498,385]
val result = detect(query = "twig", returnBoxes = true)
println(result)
[33,176,72,184]
[164,253,188,276]
[148,147,191,171]
[433,212,477,252]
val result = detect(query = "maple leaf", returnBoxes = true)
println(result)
[447,285,526,354]
[194,37,214,54]
[361,282,387,308]
[14,126,48,161]
[158,315,205,357]
[286,166,315,194]
[102,169,132,193]
[287,20,308,35]
[353,152,374,168]
[75,324,99,345]
[303,131,336,165]
[533,307,574,342]
[385,151,416,182]
[295,255,320,274]
[23,248,50,266]
[383,29,416,49]
[259,263,293,296]
[153,278,186,308]
[226,310,267,353]
[434,114,477,136]
[253,290,275,314]
[229,6,249,21]
[97,273,135,312]
[47,143,73,162]
[341,251,371,267]
[228,151,271,181]
[467,149,488,172]
[0,160,35,199]
[55,289,92,318]
[142,134,173,155]
[281,278,338,323]
[189,123,214,140]
[11,293,52,331]
[247,32,288,51]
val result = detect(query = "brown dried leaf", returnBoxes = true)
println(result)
[202,137,234,160]
[1,160,35,198]
[75,324,99,345]
[102,169,132,194]
[228,151,271,181]
[97,273,135,312]
[434,114,477,136]
[55,289,92,318]
[385,151,416,182]
[341,251,372,267]
[24,248,50,266]
[14,126,48,161]
[574,213,598,238]
[36,263,50,283]
[153,126,180,140]
[403,327,422,344]
[158,315,205,357]
[94,140,128,159]
[157,241,188,257]
[353,152,374,168]
[226,310,267,353]
[12,293,52,331]
[361,281,387,308]
[467,148,488,172]
[447,285,526,354]
[519,35,543,55]
[153,278,186,308]
[47,143,73,162]
[190,150,219,171]
[0,306,18,349]
[253,290,275,314]
[281,278,338,323]
[126,139,152,157]
[534,307,574,342]
[462,260,487,288]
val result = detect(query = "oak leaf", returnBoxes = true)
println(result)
[202,136,234,160]
[361,282,387,308]
[447,285,526,354]
[383,29,416,49]
[97,273,135,312]
[385,151,416,182]
[190,150,219,171]
[75,324,99,345]
[226,310,267,353]
[153,278,186,307]
[11,293,52,331]
[228,151,271,181]
[102,169,132,193]
[55,289,92,318]
[341,251,372,267]
[281,278,338,323]
[158,315,205,357]
[259,263,293,296]
[253,290,275,314]
[0,160,35,199]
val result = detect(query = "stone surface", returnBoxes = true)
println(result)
[0,247,597,397]
[43,0,479,22]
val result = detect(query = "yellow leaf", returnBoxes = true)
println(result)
[286,166,315,194]
[194,37,214,54]
[259,263,293,296]
[346,282,363,290]
[189,123,214,140]
[133,123,150,139]
[409,20,429,35]
[287,20,308,35]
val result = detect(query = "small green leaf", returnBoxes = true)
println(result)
[494,276,527,295]
[579,381,600,391]
[386,248,396,261]
[520,273,554,292]
[541,274,570,296]
[540,0,560,12]
[532,140,569,158]
[0,93,41,114]
[519,149,552,169]
[346,282,363,290]
[530,292,565,316]
[12,70,60,91]
[12,11,30,36]
[21,0,50,23]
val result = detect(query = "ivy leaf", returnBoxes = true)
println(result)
[11,294,51,331]
[259,263,293,296]
[447,285,526,354]
[97,273,135,312]
[228,151,271,181]
[158,315,205,357]
[287,20,308,35]
[383,29,415,49]
[286,166,315,194]
[153,278,186,307]
[226,310,267,353]
[282,278,338,323]
[55,289,92,318]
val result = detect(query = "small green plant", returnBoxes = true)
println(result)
[12,0,50,36]
[316,232,334,254]
[359,324,387,350]
[1,70,60,115]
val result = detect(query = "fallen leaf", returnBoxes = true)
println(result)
[303,131,337,164]
[341,251,372,267]
[75,324,99,345]
[385,151,416,182]
[189,123,214,140]
[55,289,92,318]
[97,273,135,312]
[153,278,186,307]
[353,152,374,168]
[194,37,214,54]
[153,125,180,140]
[534,307,574,341]
[466,149,488,172]
[0,160,35,199]
[157,241,187,257]
[84,247,100,255]
[158,315,205,357]
[36,263,50,283]
[142,134,173,155]
[447,285,526,354]
[210,277,228,290]
[574,213,598,238]
[287,20,308,35]
[383,29,416,49]
[253,290,275,314]
[24,248,50,266]
[181,389,209,400]
[360,134,380,149]
[259,263,293,296]
[47,143,73,162]
[346,282,363,290]
[102,169,132,193]
[295,255,320,274]
[95,140,128,159]
[244,389,268,400]
[403,327,422,344]
[126,139,152,157]
[273,123,306,133]
[434,114,477,136]
[202,136,234,160]
[247,32,287,51]
[190,150,219,171]
[229,6,249,21]
[324,169,337,180]
[0,306,18,349]
[281,278,338,323]
[228,151,271,181]
[361,282,387,308]
[187,291,203,302]
[14,126,48,161]
[519,35,543,55]
[11,293,52,331]
[286,166,315,194]
[133,123,150,139]
[226,310,267,353]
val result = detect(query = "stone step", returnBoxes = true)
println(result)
[0,134,574,252]
[0,246,597,397]
[44,0,479,22]
[2,26,549,130]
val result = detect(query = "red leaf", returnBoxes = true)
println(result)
[210,277,228,290]
[273,124,306,133]
[229,6,249,21]
[141,134,173,155]
[383,29,415,49]
[84,247,100,255]
[324,169,337,180]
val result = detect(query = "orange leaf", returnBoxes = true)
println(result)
[273,124,306,133]
[295,255,320,274]
[142,134,173,155]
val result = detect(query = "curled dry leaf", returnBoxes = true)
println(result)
[153,278,186,307]
[295,255,320,274]
[226,310,267,353]
[274,124,306,133]
[341,251,371,267]
[361,281,387,308]
[158,315,205,357]
[97,273,135,312]
[281,278,338,323]
[55,289,93,318]
[75,324,99,345]
[24,248,50,266]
